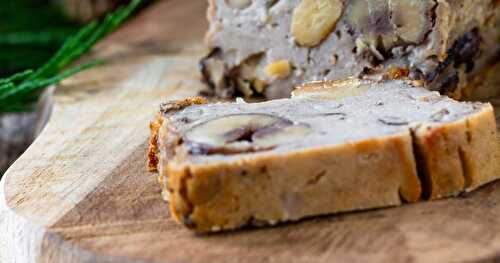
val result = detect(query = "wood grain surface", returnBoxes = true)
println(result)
[2,0,500,262]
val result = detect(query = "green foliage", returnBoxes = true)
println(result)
[0,1,78,76]
[0,1,76,32]
[0,0,142,112]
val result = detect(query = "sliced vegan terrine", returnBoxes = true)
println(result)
[201,0,500,100]
[148,79,499,232]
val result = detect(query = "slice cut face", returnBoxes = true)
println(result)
[204,0,499,100]
[184,113,312,154]
[149,79,499,233]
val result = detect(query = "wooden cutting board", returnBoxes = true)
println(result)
[3,1,500,262]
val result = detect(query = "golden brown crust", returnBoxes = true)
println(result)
[413,120,468,199]
[148,97,208,173]
[159,97,207,115]
[458,105,499,190]
[412,105,498,199]
[167,132,422,232]
[147,113,163,172]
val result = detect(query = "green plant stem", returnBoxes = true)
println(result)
[0,70,33,86]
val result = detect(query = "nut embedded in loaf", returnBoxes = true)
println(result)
[202,0,500,100]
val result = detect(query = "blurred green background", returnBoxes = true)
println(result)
[0,1,80,77]
[0,0,144,177]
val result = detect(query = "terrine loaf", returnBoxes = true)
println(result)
[148,79,499,233]
[202,0,500,100]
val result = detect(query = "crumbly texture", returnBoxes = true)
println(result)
[201,0,500,100]
[148,79,499,233]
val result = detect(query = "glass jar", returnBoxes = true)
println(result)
[0,88,53,176]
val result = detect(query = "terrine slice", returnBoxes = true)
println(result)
[149,79,499,232]
[202,0,500,100]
